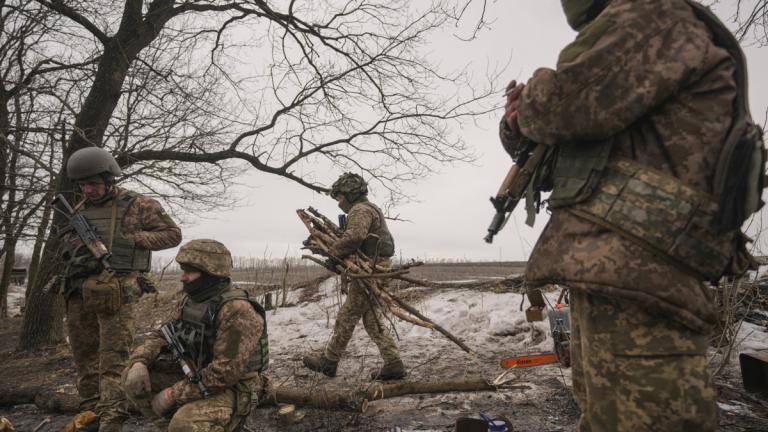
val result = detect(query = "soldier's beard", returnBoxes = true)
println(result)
[182,273,230,302]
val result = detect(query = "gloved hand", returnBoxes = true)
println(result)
[503,80,525,129]
[151,387,176,417]
[499,80,528,161]
[324,256,341,272]
[124,362,151,398]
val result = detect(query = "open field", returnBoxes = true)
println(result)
[1,262,767,431]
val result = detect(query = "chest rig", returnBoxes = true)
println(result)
[64,190,151,278]
[541,1,764,281]
[356,202,395,258]
[172,287,269,373]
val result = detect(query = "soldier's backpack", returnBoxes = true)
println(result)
[686,0,767,232]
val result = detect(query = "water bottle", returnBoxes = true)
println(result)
[479,411,509,432]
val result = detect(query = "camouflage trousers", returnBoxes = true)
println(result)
[324,277,400,364]
[122,359,257,432]
[66,292,134,427]
[569,289,717,432]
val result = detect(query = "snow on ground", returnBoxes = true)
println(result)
[6,284,24,316]
[258,277,573,430]
[736,321,768,352]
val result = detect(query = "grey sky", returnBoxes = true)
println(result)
[153,1,768,264]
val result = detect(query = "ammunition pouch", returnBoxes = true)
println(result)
[81,270,122,314]
[229,374,266,432]
[567,158,745,280]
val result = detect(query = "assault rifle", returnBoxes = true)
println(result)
[160,324,210,398]
[484,141,549,243]
[51,194,114,272]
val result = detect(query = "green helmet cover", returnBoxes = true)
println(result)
[330,172,368,202]
[176,239,233,277]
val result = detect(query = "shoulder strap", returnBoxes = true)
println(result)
[684,1,752,193]
[357,201,385,228]
[108,190,123,250]
[206,289,267,326]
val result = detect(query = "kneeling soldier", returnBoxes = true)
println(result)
[122,239,268,431]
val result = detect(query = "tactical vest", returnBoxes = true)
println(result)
[173,288,269,374]
[541,2,764,281]
[357,202,395,258]
[64,190,151,277]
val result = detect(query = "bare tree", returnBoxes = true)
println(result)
[13,0,500,350]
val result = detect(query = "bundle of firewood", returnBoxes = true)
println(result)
[297,207,475,354]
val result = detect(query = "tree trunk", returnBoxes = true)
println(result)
[0,239,17,317]
[18,163,68,349]
[18,3,167,350]
[18,234,65,350]
[0,149,19,318]
[26,189,55,303]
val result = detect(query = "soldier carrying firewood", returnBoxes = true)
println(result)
[302,173,407,381]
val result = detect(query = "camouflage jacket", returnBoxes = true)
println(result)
[330,200,387,258]
[129,295,265,405]
[507,0,736,333]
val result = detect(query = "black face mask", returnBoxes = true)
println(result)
[183,273,229,302]
[561,0,609,30]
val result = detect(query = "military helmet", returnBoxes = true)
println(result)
[330,172,368,199]
[67,147,122,180]
[175,239,233,277]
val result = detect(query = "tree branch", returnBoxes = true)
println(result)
[33,0,110,45]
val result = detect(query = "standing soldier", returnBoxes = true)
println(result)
[58,147,182,431]
[302,173,406,380]
[499,1,763,431]
[123,239,269,431]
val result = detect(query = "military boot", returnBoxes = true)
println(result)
[302,354,338,377]
[370,359,406,381]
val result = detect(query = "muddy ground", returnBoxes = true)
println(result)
[2,262,768,431]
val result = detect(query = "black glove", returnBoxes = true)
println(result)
[324,257,341,271]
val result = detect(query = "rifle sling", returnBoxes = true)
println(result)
[108,190,121,251]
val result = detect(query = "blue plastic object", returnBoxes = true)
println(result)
[479,411,508,432]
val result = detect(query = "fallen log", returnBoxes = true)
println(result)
[263,378,527,412]
[0,389,79,414]
[4,379,529,416]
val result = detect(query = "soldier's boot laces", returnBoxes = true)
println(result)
[370,359,406,381]
[302,354,338,377]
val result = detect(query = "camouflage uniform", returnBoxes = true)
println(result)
[62,186,181,427]
[125,290,266,432]
[124,239,268,432]
[324,200,401,365]
[500,0,738,429]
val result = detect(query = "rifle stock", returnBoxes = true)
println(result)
[484,143,548,244]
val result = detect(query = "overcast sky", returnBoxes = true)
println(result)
[152,1,768,265]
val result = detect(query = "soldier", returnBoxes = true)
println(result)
[302,173,406,380]
[58,147,182,431]
[122,239,269,432]
[499,1,762,431]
